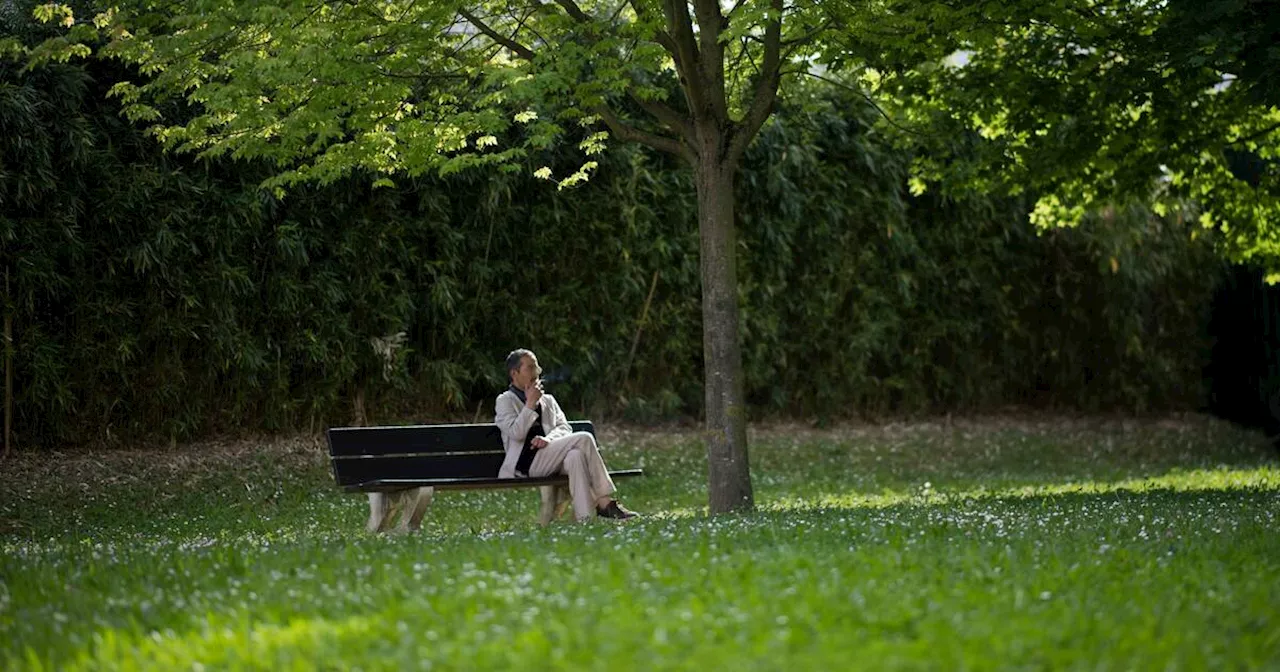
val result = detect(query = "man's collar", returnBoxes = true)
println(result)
[508,384,526,403]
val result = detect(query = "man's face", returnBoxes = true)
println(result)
[511,354,542,389]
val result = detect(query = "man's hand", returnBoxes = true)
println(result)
[531,436,549,450]
[524,381,543,408]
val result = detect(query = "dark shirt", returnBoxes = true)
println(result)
[510,385,543,476]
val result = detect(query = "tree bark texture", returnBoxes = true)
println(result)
[696,157,753,513]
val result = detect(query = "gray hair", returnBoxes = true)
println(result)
[505,348,535,381]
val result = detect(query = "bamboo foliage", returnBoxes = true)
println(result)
[1,58,1224,448]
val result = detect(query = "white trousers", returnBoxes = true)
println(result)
[528,431,616,521]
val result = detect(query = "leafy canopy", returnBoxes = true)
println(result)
[881,0,1280,271]
[10,0,1280,271]
[16,1,835,190]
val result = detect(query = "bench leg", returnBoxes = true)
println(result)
[368,488,434,535]
[367,492,393,534]
[552,484,571,522]
[396,486,433,534]
[537,484,572,527]
[537,486,555,526]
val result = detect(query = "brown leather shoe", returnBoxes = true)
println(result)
[597,500,638,520]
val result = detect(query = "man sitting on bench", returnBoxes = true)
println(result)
[496,348,638,521]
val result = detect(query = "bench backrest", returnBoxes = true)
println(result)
[326,421,594,487]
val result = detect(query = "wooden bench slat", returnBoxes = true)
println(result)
[340,469,645,493]
[331,453,505,487]
[326,420,594,457]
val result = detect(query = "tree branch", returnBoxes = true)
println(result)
[546,0,694,147]
[692,0,727,39]
[457,10,536,61]
[663,0,700,78]
[596,104,694,163]
[790,69,929,138]
[725,35,755,101]
[630,92,695,144]
[628,0,679,56]
[292,2,327,30]
[692,0,729,123]
[662,0,709,126]
[782,17,835,50]
[553,0,591,23]
[727,0,782,166]
[1229,121,1280,147]
[608,0,630,23]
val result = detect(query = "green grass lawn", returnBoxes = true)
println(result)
[1,416,1277,670]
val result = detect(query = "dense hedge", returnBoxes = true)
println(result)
[2,53,1224,448]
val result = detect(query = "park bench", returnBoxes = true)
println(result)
[326,420,643,533]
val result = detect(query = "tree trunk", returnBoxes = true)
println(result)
[695,157,753,513]
[3,267,10,459]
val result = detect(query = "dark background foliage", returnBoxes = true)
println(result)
[2,46,1232,449]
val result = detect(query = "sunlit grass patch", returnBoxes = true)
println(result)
[55,613,385,672]
[1,415,1277,669]
[765,463,1280,512]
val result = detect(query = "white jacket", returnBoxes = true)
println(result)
[494,389,573,478]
